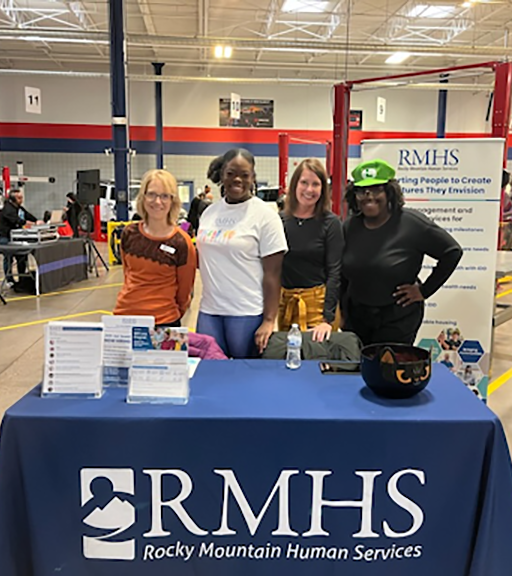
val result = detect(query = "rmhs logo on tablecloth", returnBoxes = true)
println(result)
[81,468,136,560]
[80,467,427,562]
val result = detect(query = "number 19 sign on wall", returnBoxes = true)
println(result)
[362,139,504,399]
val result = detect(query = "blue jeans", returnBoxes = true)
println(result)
[196,312,263,359]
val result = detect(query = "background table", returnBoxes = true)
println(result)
[0,360,512,576]
[0,238,87,296]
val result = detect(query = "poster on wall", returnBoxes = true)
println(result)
[219,98,274,128]
[349,110,363,130]
[362,138,503,399]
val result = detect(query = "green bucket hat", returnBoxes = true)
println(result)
[352,159,396,187]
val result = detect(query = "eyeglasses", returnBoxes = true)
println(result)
[145,192,173,203]
[354,186,385,197]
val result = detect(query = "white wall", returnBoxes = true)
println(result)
[0,74,507,215]
[0,77,111,124]
[0,74,493,134]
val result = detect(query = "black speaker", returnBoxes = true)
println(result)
[77,169,101,205]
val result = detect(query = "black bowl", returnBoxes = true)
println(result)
[361,343,431,399]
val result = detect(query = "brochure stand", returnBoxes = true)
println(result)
[42,321,104,398]
[127,327,190,404]
[102,315,154,387]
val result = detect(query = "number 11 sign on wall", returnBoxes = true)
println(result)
[25,86,42,114]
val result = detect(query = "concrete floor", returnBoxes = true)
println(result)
[1,250,512,450]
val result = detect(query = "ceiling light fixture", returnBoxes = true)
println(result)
[17,36,109,45]
[214,45,232,58]
[385,51,411,64]
[408,4,456,18]
[282,0,329,14]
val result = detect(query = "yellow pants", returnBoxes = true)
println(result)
[278,285,328,332]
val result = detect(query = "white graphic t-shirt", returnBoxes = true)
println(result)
[197,196,288,316]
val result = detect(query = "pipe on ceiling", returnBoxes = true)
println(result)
[0,30,511,59]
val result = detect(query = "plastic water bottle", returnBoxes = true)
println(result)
[286,324,302,370]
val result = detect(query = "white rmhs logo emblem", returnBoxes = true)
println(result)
[362,167,377,179]
[81,468,136,560]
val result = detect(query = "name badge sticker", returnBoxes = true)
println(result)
[160,244,176,255]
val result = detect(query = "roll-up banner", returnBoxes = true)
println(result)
[362,139,504,399]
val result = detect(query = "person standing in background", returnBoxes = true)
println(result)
[501,170,512,249]
[0,189,40,285]
[187,190,206,234]
[63,192,82,238]
[341,159,462,346]
[196,148,287,358]
[198,185,213,219]
[114,169,197,328]
[187,185,211,235]
[279,158,342,343]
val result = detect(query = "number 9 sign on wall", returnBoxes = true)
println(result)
[362,138,504,400]
[25,86,42,114]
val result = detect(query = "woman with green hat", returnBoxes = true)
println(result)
[340,158,462,346]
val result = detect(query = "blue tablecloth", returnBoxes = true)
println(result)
[0,360,512,576]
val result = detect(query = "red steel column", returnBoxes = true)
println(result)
[492,62,512,248]
[278,133,290,195]
[332,83,351,217]
[2,166,10,196]
[326,141,333,179]
[492,62,512,164]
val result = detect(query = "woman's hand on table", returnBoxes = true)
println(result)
[255,319,274,354]
[393,284,424,307]
[310,321,332,342]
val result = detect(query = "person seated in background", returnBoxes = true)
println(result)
[278,158,342,343]
[63,192,82,238]
[340,159,463,346]
[113,169,197,329]
[196,148,287,358]
[0,188,41,285]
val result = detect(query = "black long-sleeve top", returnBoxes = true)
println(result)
[0,200,38,239]
[281,211,343,323]
[341,208,463,307]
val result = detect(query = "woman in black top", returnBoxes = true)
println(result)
[279,158,343,342]
[341,159,463,346]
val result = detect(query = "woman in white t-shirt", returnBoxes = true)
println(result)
[196,148,288,358]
